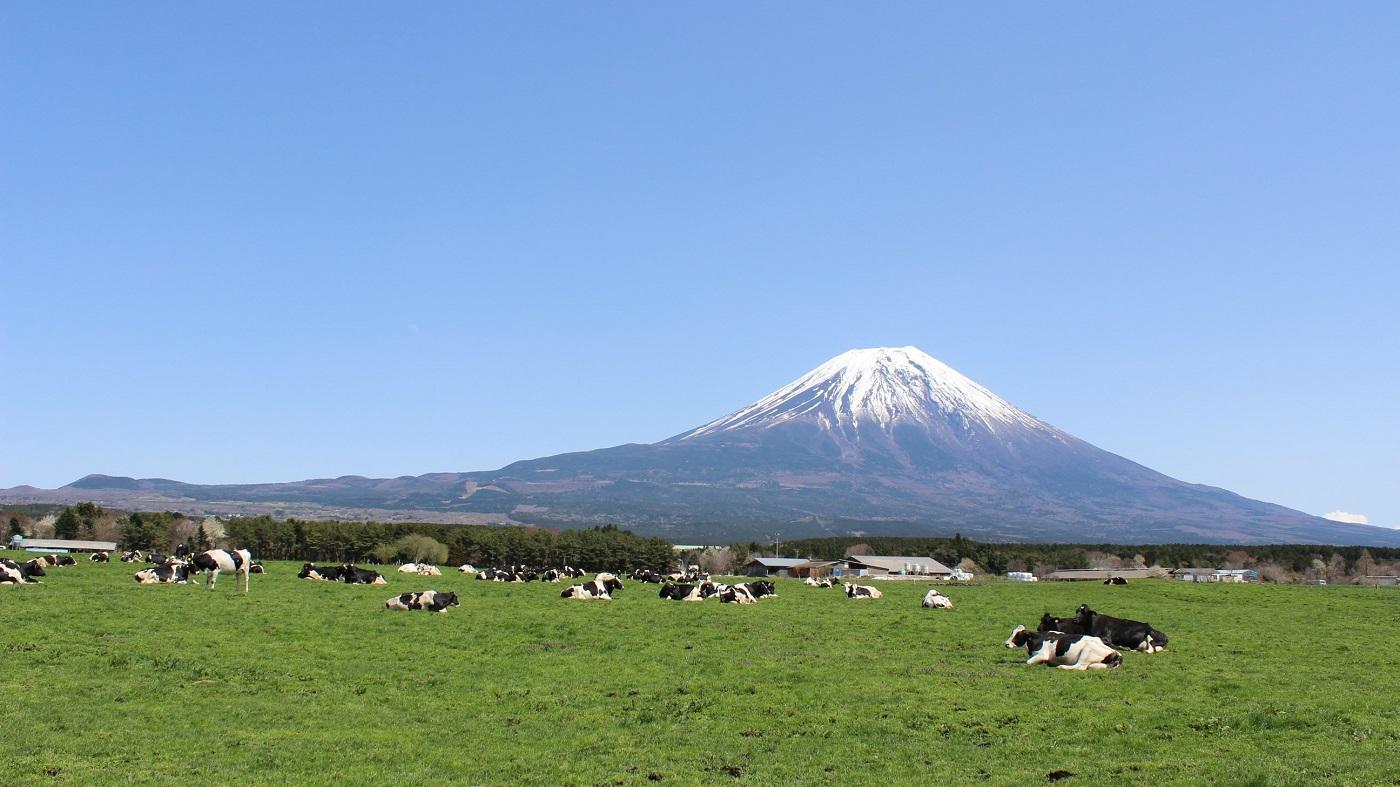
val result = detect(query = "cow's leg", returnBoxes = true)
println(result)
[1057,663,1089,670]
[208,568,219,590]
[242,568,249,594]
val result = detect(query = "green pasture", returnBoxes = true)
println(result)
[1,551,1396,785]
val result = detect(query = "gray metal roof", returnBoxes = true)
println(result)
[845,556,953,574]
[18,538,118,551]
[745,557,809,568]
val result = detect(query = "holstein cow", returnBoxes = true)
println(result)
[398,563,420,574]
[1104,576,1128,585]
[844,582,882,599]
[121,550,143,563]
[922,589,954,609]
[561,574,622,601]
[1074,604,1168,654]
[1004,625,1122,670]
[342,565,388,585]
[298,563,345,581]
[659,582,714,602]
[133,562,192,584]
[385,590,460,613]
[1,558,46,584]
[190,548,253,592]
[733,581,776,599]
[249,562,265,574]
[717,585,756,604]
[416,564,443,577]
[458,564,477,574]
[56,555,77,566]
[804,577,836,588]
[90,551,110,563]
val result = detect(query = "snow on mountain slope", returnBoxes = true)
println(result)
[669,346,1053,444]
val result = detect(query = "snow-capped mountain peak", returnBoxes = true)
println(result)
[671,346,1049,442]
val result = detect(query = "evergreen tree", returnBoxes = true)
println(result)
[54,507,82,539]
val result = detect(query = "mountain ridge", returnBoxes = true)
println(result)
[6,347,1398,546]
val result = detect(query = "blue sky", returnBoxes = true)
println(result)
[3,4,1397,528]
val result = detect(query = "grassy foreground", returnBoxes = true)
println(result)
[1,552,1397,785]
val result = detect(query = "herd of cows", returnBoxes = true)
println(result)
[3,548,1171,671]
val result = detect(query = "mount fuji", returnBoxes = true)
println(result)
[7,346,1398,545]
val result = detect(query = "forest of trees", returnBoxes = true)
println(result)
[6,503,1400,583]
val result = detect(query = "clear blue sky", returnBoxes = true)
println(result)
[3,4,1397,528]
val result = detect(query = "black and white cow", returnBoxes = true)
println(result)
[658,582,713,601]
[248,562,265,574]
[844,582,882,599]
[121,550,143,563]
[804,577,836,588]
[457,564,477,574]
[561,566,586,579]
[39,555,59,567]
[1104,576,1128,585]
[1074,604,1168,653]
[385,590,460,613]
[298,562,345,581]
[734,580,776,599]
[561,574,622,600]
[1004,625,1122,670]
[0,558,46,584]
[922,588,953,609]
[189,548,253,592]
[56,555,76,566]
[342,565,388,585]
[133,562,192,584]
[717,584,756,604]
[90,551,110,563]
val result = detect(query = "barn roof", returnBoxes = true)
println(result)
[845,556,953,574]
[744,557,809,568]
[18,538,118,551]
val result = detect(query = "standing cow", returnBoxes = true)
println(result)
[190,548,254,592]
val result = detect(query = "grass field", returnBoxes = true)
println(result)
[2,552,1397,785]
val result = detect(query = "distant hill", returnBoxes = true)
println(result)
[6,346,1398,546]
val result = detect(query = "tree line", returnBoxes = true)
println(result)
[763,534,1400,582]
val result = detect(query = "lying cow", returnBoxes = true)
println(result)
[120,550,143,563]
[659,581,718,602]
[298,563,345,581]
[631,569,663,583]
[90,551,110,563]
[1005,625,1122,670]
[717,585,756,604]
[416,564,442,577]
[134,562,192,584]
[734,581,776,599]
[1104,576,1128,585]
[561,575,622,600]
[397,563,421,574]
[804,577,836,588]
[844,583,882,599]
[1074,604,1168,653]
[458,564,477,574]
[1,558,46,584]
[249,562,265,574]
[56,555,76,566]
[385,590,460,613]
[342,565,388,585]
[922,589,953,609]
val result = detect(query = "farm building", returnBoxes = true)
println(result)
[743,557,810,577]
[1361,575,1399,587]
[842,555,953,579]
[786,560,843,579]
[8,536,118,554]
[1046,568,1162,581]
[1006,571,1038,582]
[1171,567,1259,583]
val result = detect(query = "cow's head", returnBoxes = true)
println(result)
[23,559,46,578]
[1005,624,1035,649]
[1074,604,1095,625]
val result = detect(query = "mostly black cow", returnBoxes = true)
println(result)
[385,590,460,613]
[342,565,388,585]
[90,551,110,563]
[298,563,345,581]
[1074,604,1168,653]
